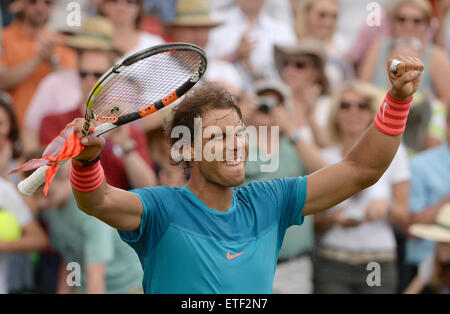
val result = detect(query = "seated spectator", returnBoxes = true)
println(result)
[207,0,297,90]
[32,163,143,294]
[294,0,354,90]
[405,203,450,294]
[39,19,157,190]
[313,81,410,294]
[403,109,450,292]
[359,0,450,106]
[97,0,164,58]
[243,79,326,293]
[0,0,76,128]
[274,39,332,147]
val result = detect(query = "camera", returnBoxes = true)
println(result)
[256,96,278,114]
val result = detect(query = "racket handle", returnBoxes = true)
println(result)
[17,165,50,196]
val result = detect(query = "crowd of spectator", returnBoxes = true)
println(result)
[0,0,449,294]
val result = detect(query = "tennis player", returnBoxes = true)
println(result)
[69,57,423,293]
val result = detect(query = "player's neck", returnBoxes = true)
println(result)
[186,178,234,213]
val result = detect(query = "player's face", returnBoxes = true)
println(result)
[78,50,113,106]
[336,89,374,138]
[195,108,248,187]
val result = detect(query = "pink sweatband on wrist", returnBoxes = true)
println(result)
[374,91,412,136]
[70,160,104,193]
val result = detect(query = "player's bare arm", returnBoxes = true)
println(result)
[303,56,424,216]
[71,118,143,232]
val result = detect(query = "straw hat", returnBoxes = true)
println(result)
[274,38,328,93]
[167,0,221,28]
[65,17,115,51]
[409,203,450,243]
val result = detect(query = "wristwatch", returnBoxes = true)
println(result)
[289,130,302,145]
[113,139,137,157]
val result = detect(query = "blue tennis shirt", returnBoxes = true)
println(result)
[118,176,307,294]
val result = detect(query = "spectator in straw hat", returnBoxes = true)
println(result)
[165,0,243,91]
[405,204,450,294]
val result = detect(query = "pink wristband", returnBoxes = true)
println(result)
[70,160,104,193]
[374,91,412,136]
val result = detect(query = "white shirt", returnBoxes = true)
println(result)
[206,7,297,81]
[204,59,243,90]
[25,71,81,131]
[317,144,410,252]
[0,178,33,294]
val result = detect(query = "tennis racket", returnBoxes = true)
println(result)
[18,42,207,196]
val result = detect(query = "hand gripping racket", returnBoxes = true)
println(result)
[18,43,207,196]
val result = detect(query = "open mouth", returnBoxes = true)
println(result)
[223,156,245,167]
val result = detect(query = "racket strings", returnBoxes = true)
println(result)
[92,50,202,121]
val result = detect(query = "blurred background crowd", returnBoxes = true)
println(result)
[0,0,449,294]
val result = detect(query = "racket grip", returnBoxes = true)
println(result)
[17,165,50,196]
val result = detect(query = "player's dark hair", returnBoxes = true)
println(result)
[165,82,242,177]
[0,92,21,159]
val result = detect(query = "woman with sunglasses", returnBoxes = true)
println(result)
[359,0,450,106]
[313,81,411,293]
[274,39,333,148]
[97,0,164,58]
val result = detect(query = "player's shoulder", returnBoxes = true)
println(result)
[130,185,184,204]
[238,177,306,198]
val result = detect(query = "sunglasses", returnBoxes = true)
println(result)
[394,14,426,25]
[28,0,54,5]
[340,101,370,111]
[79,71,104,80]
[282,59,316,70]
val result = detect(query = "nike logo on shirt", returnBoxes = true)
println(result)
[226,251,246,260]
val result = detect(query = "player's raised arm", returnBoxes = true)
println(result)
[70,118,143,232]
[303,56,424,216]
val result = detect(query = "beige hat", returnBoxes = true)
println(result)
[409,203,450,243]
[65,16,115,51]
[167,0,221,28]
[274,37,326,77]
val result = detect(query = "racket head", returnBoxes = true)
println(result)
[82,42,207,135]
